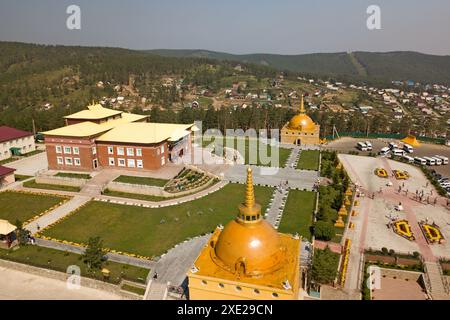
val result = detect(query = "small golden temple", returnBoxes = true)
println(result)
[281,95,320,145]
[187,168,301,300]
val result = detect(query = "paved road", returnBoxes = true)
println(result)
[0,265,124,300]
[224,165,318,190]
[6,151,48,176]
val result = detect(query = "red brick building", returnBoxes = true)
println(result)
[43,104,196,172]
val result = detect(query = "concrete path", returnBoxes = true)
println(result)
[285,147,300,168]
[265,187,289,228]
[0,265,124,300]
[5,149,48,176]
[224,165,318,190]
[25,195,91,234]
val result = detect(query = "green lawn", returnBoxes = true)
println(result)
[297,150,320,171]
[0,245,149,284]
[121,283,146,295]
[43,184,274,258]
[0,191,68,223]
[114,175,168,187]
[55,172,91,179]
[278,190,316,241]
[103,189,178,202]
[23,179,81,192]
[14,174,33,182]
[202,136,291,167]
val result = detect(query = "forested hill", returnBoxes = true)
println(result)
[0,41,275,131]
[148,49,450,85]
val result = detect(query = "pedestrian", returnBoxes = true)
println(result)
[37,224,40,231]
[153,272,158,280]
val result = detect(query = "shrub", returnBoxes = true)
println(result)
[314,221,335,241]
[381,247,388,255]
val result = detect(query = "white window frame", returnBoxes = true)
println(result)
[160,145,165,154]
[117,147,125,156]
[108,158,115,166]
[108,146,114,155]
[136,148,142,157]
[92,146,97,155]
[126,148,134,156]
[74,158,81,166]
[57,156,64,165]
[56,145,62,154]
[64,146,71,154]
[137,159,143,168]
[161,156,165,166]
[65,157,73,165]
[118,158,126,167]
[73,147,80,155]
[127,159,136,168]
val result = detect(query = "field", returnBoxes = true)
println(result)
[23,179,81,192]
[0,245,149,284]
[278,190,316,241]
[0,191,67,223]
[297,150,320,170]
[43,184,273,258]
[202,136,291,167]
[113,175,169,187]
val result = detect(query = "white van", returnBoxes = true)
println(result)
[414,157,427,165]
[423,157,436,166]
[389,142,398,150]
[435,155,449,165]
[392,149,405,157]
[432,157,443,165]
[403,155,414,163]
[357,142,368,151]
[380,147,391,156]
[403,144,414,153]
[364,141,373,151]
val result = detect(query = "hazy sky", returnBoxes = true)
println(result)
[1,0,449,55]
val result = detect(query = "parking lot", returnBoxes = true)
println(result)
[325,137,450,177]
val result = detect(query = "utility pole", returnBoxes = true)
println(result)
[32,119,36,136]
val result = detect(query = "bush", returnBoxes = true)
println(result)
[314,221,335,241]
[388,249,395,256]
[381,247,388,255]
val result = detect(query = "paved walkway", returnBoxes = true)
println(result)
[265,187,289,228]
[0,265,124,300]
[25,195,91,234]
[285,147,301,168]
[224,165,317,190]
[5,149,47,176]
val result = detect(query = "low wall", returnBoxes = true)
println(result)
[378,267,423,281]
[365,254,421,267]
[35,175,87,188]
[107,175,217,198]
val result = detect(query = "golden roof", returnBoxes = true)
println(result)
[401,135,421,147]
[43,113,148,138]
[96,122,194,144]
[64,104,123,120]
[288,95,316,131]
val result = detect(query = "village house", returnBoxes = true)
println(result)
[0,126,36,161]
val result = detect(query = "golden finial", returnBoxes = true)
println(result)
[299,94,305,114]
[245,167,255,208]
[238,167,261,223]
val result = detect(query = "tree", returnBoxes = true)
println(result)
[311,247,339,284]
[14,219,30,245]
[82,237,106,270]
[314,221,335,241]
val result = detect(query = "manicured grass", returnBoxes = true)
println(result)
[55,172,91,179]
[297,150,320,171]
[278,190,316,241]
[203,136,291,167]
[0,158,16,165]
[14,174,33,181]
[103,189,177,202]
[114,175,168,187]
[0,191,67,223]
[0,245,149,284]
[23,179,81,192]
[43,184,274,258]
[121,283,146,295]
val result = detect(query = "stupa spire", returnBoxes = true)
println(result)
[238,167,261,223]
[299,94,305,114]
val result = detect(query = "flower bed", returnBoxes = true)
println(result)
[419,221,445,244]
[375,168,388,178]
[392,219,415,241]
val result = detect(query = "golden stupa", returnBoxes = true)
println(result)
[338,204,348,216]
[281,95,320,146]
[187,167,301,300]
[335,216,345,228]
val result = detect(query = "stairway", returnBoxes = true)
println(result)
[424,261,450,300]
[145,281,168,300]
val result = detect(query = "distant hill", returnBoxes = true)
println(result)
[148,49,450,85]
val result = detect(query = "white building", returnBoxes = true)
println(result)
[0,126,36,161]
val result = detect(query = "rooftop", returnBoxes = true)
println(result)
[96,122,194,144]
[0,165,15,177]
[63,104,123,120]
[0,126,33,143]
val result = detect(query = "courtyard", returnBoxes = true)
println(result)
[41,183,274,258]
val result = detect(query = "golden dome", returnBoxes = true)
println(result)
[213,168,286,277]
[288,95,316,130]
